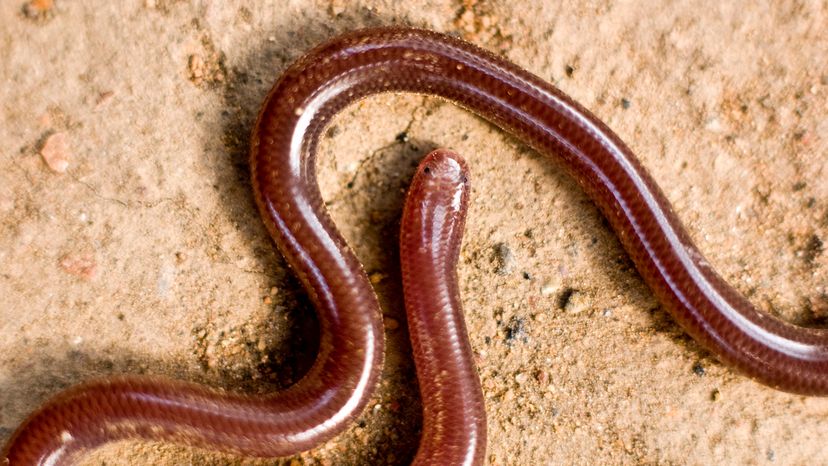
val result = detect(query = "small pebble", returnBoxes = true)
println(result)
[94,91,114,111]
[328,0,346,16]
[560,289,589,314]
[705,117,723,133]
[541,281,559,296]
[503,389,515,402]
[22,0,54,19]
[493,242,514,275]
[40,132,72,173]
[383,317,399,331]
[58,253,97,280]
[503,316,528,344]
[188,55,204,79]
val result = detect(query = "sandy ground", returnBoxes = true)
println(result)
[1,1,827,465]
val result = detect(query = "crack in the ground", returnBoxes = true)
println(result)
[70,176,127,207]
[325,98,426,207]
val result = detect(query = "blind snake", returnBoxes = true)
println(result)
[3,26,827,465]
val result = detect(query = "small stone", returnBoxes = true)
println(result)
[515,372,529,384]
[383,317,399,331]
[94,91,114,111]
[353,426,368,445]
[503,316,527,345]
[492,242,514,275]
[541,280,560,296]
[705,117,723,133]
[40,132,72,173]
[328,0,346,16]
[559,288,589,314]
[325,125,341,139]
[535,370,549,385]
[22,0,54,19]
[809,294,828,319]
[58,253,97,280]
[188,55,204,79]
[187,45,225,87]
[502,389,514,402]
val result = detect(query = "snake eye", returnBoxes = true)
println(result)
[423,166,431,174]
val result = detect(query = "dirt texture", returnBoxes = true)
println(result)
[1,1,827,465]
